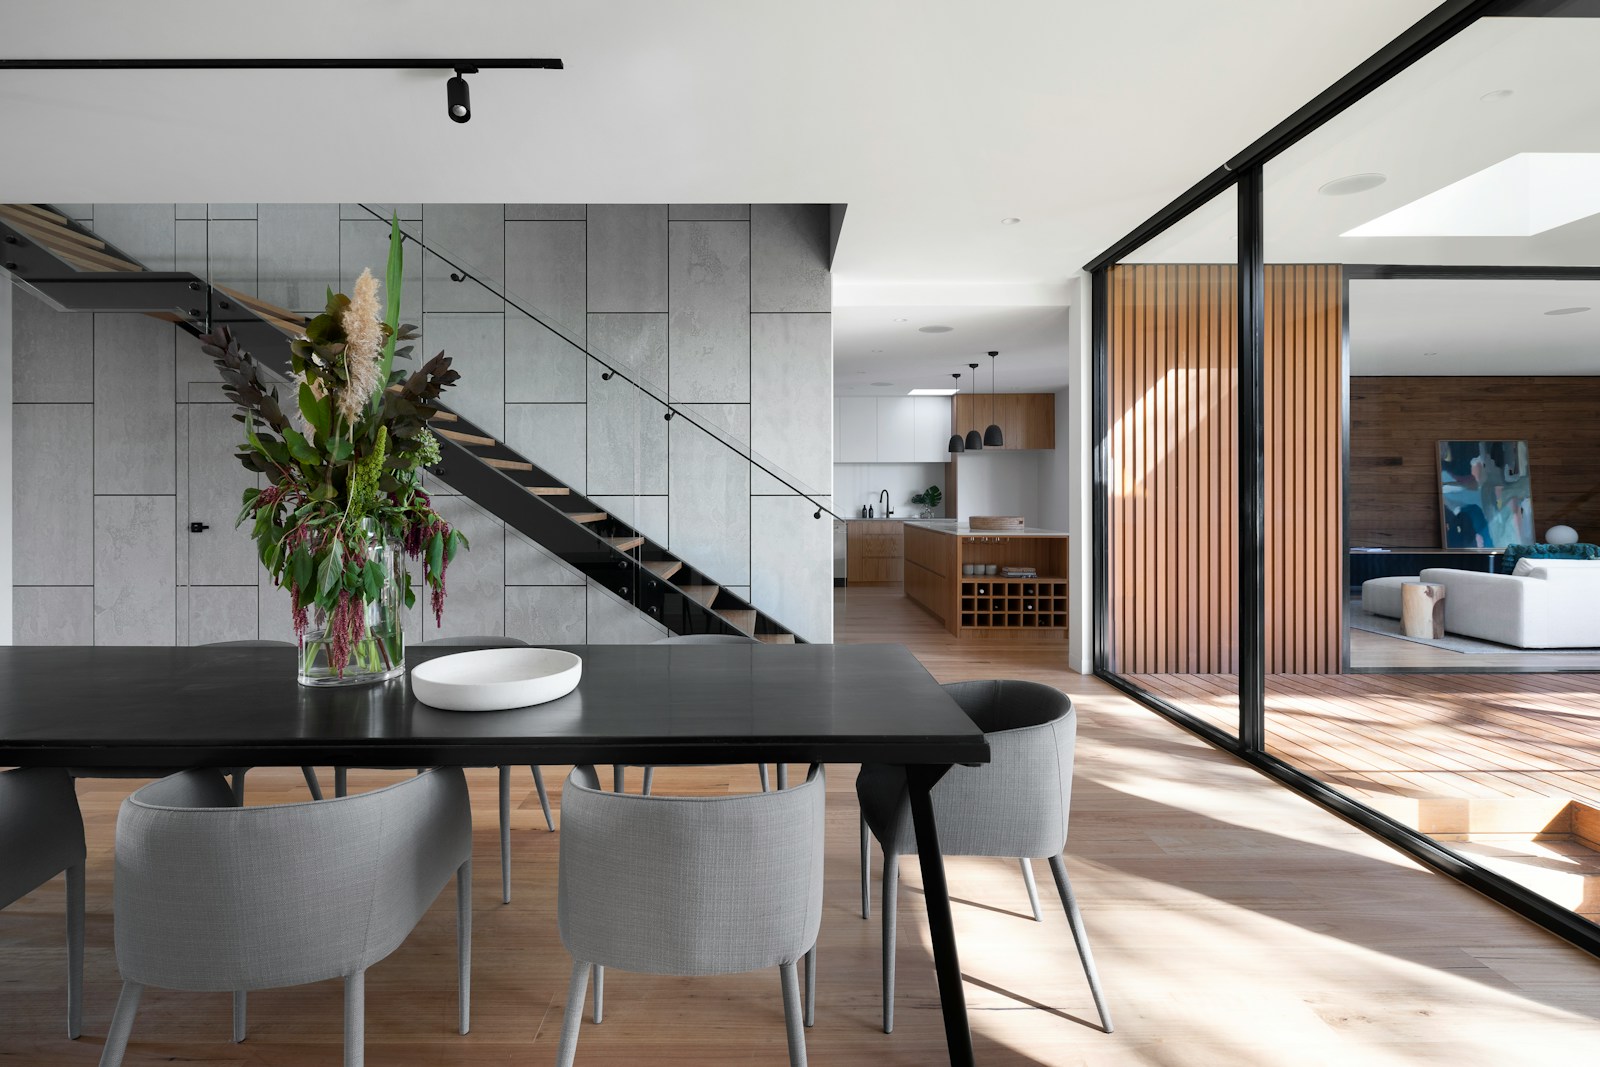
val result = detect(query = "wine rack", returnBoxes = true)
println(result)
[959,577,1068,629]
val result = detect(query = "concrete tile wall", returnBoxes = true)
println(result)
[11,202,833,645]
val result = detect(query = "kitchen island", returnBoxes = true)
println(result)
[903,521,1069,638]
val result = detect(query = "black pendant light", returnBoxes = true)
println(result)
[946,373,966,453]
[983,350,1005,447]
[963,364,985,451]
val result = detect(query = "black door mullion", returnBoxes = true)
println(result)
[1236,166,1266,750]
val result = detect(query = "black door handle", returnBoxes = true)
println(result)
[189,521,210,533]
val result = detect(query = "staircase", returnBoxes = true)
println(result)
[1,203,807,644]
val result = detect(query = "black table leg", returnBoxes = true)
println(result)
[907,763,974,1066]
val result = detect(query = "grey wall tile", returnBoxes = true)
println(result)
[94,314,175,494]
[505,404,586,493]
[12,289,92,401]
[13,404,93,584]
[504,221,587,400]
[175,219,207,277]
[95,495,176,645]
[342,203,422,221]
[751,204,831,313]
[422,314,505,439]
[187,586,258,644]
[669,221,749,403]
[670,205,749,221]
[176,204,205,220]
[506,529,584,586]
[341,219,424,338]
[56,204,93,221]
[752,495,833,642]
[175,332,226,403]
[586,581,668,643]
[257,204,341,313]
[669,416,750,585]
[506,585,587,644]
[586,314,668,496]
[208,204,257,219]
[91,204,175,270]
[422,204,505,313]
[425,497,505,639]
[506,204,585,220]
[206,220,258,294]
[185,403,260,585]
[257,565,297,644]
[14,587,95,645]
[750,312,833,495]
[591,496,669,548]
[588,205,668,312]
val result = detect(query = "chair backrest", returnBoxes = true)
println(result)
[651,634,756,645]
[420,636,531,647]
[558,764,825,977]
[114,768,471,992]
[931,680,1076,859]
[0,767,85,909]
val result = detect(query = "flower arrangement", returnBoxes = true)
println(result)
[203,218,467,681]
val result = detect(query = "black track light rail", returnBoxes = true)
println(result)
[0,58,563,71]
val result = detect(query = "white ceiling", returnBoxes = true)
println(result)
[1349,278,1600,376]
[834,305,1071,395]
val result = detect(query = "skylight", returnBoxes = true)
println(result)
[908,388,960,395]
[1343,153,1600,238]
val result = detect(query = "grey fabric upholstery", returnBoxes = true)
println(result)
[0,767,86,1039]
[555,764,825,1066]
[100,768,473,1066]
[855,680,1112,1034]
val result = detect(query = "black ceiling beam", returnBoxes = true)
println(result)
[0,58,563,71]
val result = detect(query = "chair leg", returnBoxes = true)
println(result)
[759,763,770,792]
[779,961,808,1067]
[555,961,590,1067]
[97,981,142,1067]
[231,768,247,805]
[344,970,366,1067]
[499,766,512,904]
[593,965,604,1024]
[612,765,625,793]
[335,767,349,797]
[803,944,817,1027]
[777,763,789,790]
[233,991,247,1042]
[859,814,871,919]
[641,767,654,795]
[881,850,899,1034]
[1020,858,1043,922]
[458,859,472,1034]
[66,863,84,1039]
[531,766,555,831]
[303,766,324,800]
[1050,855,1113,1033]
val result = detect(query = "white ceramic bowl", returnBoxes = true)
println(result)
[410,648,583,712]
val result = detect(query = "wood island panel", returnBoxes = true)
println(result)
[905,524,1068,639]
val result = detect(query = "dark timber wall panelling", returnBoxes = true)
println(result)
[1349,376,1600,548]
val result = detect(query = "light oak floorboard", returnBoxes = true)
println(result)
[2,584,1598,1063]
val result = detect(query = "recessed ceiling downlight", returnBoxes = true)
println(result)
[1545,306,1591,316]
[1480,88,1515,102]
[1000,217,1021,225]
[918,325,955,334]
[1318,173,1387,196]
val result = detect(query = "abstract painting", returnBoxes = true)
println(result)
[1438,440,1534,548]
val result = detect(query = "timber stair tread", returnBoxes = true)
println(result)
[644,560,684,580]
[435,427,496,447]
[756,633,796,644]
[567,512,607,524]
[426,411,459,423]
[482,457,533,471]
[1,205,144,273]
[527,486,571,496]
[720,609,758,632]
[605,535,644,552]
[680,585,719,607]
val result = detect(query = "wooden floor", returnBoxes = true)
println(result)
[4,586,1600,1064]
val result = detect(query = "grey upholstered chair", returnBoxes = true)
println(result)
[856,679,1112,1034]
[206,640,325,802]
[99,767,473,1067]
[630,635,779,795]
[335,635,555,905]
[0,767,86,1039]
[555,763,825,1066]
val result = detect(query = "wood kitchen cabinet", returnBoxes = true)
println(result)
[950,393,1055,450]
[846,520,905,584]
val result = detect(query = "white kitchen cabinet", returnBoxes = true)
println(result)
[876,397,917,462]
[913,396,953,462]
[836,396,878,462]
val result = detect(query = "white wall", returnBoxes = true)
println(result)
[1037,385,1072,533]
[954,450,1043,521]
[0,272,11,645]
[1066,277,1092,672]
[834,462,946,517]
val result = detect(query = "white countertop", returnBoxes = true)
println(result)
[905,520,1070,538]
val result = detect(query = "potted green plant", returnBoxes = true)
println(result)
[205,218,467,686]
[910,485,943,519]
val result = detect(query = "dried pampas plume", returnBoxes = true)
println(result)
[338,268,384,425]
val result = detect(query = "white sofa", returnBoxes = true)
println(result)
[1419,559,1600,648]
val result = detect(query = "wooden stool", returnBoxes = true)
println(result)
[1401,581,1446,639]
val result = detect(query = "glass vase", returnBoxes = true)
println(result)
[297,520,407,688]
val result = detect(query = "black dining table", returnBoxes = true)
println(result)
[0,641,989,1065]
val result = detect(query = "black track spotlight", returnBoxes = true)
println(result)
[446,67,475,123]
